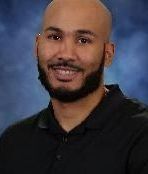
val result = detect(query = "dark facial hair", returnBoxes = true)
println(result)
[38,58,104,103]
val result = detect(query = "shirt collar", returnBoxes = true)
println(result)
[37,84,125,134]
[84,84,125,131]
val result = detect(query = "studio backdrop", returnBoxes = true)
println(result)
[0,0,148,133]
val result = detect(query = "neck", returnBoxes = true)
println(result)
[51,84,106,132]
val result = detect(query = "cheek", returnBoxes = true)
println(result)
[37,41,58,62]
[78,47,104,71]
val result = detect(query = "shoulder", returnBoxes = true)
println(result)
[120,97,148,136]
[121,97,148,123]
[106,85,148,128]
[0,108,48,144]
[109,96,148,145]
[122,99,148,173]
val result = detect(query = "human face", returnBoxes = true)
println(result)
[35,0,114,101]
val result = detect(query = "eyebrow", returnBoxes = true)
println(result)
[76,29,97,37]
[44,26,97,37]
[45,26,62,33]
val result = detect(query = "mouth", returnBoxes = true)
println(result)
[49,65,81,82]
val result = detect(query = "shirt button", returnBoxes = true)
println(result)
[56,154,62,160]
[63,136,68,143]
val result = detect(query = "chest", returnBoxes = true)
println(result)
[6,131,130,174]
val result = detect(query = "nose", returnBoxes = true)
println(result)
[58,38,76,61]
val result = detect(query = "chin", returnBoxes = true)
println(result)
[51,84,82,93]
[49,79,83,91]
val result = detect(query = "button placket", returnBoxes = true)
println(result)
[55,135,69,162]
[62,136,68,143]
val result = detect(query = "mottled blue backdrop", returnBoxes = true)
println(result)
[0,0,148,133]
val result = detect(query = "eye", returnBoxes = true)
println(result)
[78,37,91,44]
[47,34,61,41]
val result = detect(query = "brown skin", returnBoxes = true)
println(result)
[35,0,115,132]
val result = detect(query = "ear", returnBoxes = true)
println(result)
[34,33,41,59]
[104,42,115,67]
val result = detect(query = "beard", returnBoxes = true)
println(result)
[38,57,104,103]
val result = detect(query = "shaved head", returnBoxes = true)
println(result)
[42,0,112,41]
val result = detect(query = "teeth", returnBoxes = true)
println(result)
[57,69,75,75]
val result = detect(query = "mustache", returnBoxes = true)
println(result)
[47,60,83,71]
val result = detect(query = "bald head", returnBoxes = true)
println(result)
[41,0,112,41]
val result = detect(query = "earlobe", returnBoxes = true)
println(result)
[104,43,115,67]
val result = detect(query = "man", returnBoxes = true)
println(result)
[0,0,148,173]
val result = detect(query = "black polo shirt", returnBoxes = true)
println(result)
[0,85,148,174]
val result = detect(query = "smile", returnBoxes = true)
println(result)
[55,69,77,75]
[50,66,80,82]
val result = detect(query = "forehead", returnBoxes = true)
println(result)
[42,0,109,35]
